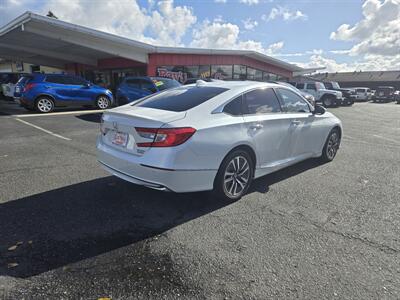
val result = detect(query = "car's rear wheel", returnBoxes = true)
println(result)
[35,97,54,113]
[96,95,111,109]
[214,149,254,201]
[321,128,340,162]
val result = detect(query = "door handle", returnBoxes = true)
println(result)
[250,124,263,130]
[291,120,301,125]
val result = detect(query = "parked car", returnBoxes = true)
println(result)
[0,72,21,100]
[97,81,342,201]
[323,81,356,105]
[116,76,181,105]
[353,87,372,101]
[296,82,344,107]
[271,81,315,106]
[16,73,113,113]
[394,90,400,104]
[373,86,395,103]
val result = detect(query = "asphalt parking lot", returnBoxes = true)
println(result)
[0,100,399,299]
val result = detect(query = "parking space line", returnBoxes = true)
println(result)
[372,134,400,145]
[12,109,104,118]
[15,118,72,141]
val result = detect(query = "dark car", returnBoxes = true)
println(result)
[323,81,356,106]
[16,73,114,113]
[373,86,395,103]
[115,76,181,105]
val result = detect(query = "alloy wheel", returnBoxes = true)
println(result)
[223,155,250,198]
[97,96,110,109]
[326,132,339,160]
[37,98,53,113]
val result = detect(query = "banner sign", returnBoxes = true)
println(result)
[157,68,188,83]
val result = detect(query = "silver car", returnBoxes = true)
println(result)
[97,81,342,200]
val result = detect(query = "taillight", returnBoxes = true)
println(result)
[136,127,196,147]
[23,83,36,92]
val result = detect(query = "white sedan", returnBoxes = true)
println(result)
[97,81,342,200]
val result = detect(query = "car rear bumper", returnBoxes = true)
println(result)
[96,138,217,193]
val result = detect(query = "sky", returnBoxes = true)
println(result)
[0,0,399,72]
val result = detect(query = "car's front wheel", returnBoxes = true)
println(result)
[321,128,340,162]
[322,95,335,107]
[35,97,54,113]
[96,95,111,109]
[214,149,254,201]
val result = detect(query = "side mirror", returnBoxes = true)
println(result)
[83,82,91,88]
[313,104,326,115]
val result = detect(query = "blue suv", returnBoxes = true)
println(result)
[16,73,114,113]
[116,76,180,105]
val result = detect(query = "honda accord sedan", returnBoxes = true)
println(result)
[97,81,342,200]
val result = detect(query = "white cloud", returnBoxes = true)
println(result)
[148,0,197,46]
[265,41,284,55]
[262,6,308,22]
[242,18,258,30]
[214,0,227,3]
[190,19,283,57]
[330,0,400,57]
[0,0,196,47]
[239,0,259,5]
[191,21,240,49]
[327,0,400,71]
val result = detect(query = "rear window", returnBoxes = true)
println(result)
[136,86,228,112]
[17,76,33,85]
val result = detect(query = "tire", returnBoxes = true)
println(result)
[213,149,254,201]
[35,96,54,113]
[96,95,111,109]
[320,128,341,163]
[322,95,335,108]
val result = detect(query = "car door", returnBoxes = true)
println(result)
[275,87,324,159]
[57,76,82,103]
[43,75,71,104]
[242,88,293,170]
[70,76,93,102]
[124,78,147,101]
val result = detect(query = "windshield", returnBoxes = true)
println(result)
[136,86,228,112]
[151,78,181,91]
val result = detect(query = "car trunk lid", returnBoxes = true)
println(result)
[101,106,186,155]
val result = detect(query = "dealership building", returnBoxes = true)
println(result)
[0,12,305,91]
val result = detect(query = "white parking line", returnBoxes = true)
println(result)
[12,109,104,118]
[372,134,400,144]
[15,118,71,141]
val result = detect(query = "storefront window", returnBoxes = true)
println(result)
[157,66,188,83]
[211,65,233,80]
[184,66,199,78]
[246,67,256,80]
[255,69,263,81]
[263,72,278,81]
[233,65,246,80]
[199,65,211,78]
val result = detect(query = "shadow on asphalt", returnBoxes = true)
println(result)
[0,158,322,278]
[75,113,102,123]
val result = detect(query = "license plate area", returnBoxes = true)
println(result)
[111,131,129,147]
